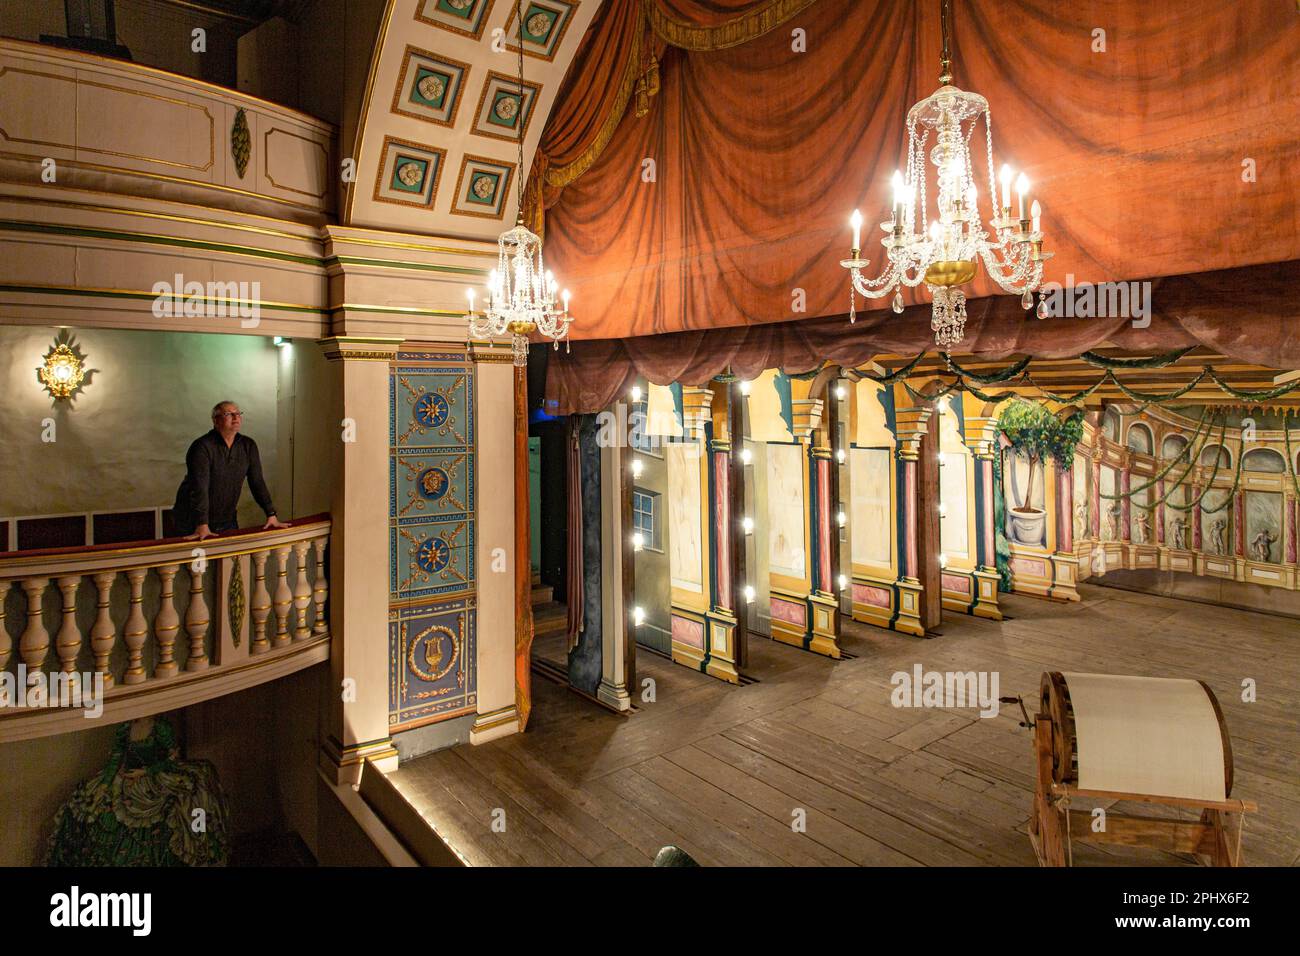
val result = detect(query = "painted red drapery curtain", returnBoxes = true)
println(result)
[531,0,1300,352]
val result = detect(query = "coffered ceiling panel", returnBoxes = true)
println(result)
[347,0,600,240]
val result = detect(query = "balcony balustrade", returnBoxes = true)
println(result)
[0,515,331,742]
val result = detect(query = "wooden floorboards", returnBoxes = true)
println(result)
[389,583,1300,867]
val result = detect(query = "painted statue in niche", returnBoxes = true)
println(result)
[666,442,703,592]
[767,443,806,577]
[1201,488,1231,555]
[1072,456,1089,542]
[1133,510,1150,544]
[1099,467,1117,540]
[1171,515,1188,550]
[1245,490,1282,564]
[1252,528,1278,563]
[1209,518,1228,555]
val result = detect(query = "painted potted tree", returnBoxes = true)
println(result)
[997,400,1084,547]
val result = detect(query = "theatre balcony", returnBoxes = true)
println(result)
[0,516,331,743]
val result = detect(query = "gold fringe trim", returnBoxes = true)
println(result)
[646,0,822,51]
[543,2,648,190]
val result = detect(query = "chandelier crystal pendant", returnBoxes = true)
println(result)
[840,0,1052,347]
[465,2,572,367]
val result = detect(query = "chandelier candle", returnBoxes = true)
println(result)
[839,0,1052,347]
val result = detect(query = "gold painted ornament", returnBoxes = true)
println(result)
[231,108,251,179]
[38,341,86,400]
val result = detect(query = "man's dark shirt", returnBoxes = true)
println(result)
[173,430,276,534]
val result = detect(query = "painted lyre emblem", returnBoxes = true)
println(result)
[407,623,459,684]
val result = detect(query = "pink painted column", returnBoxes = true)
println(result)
[816,457,833,593]
[1090,458,1102,538]
[1289,498,1298,564]
[1234,491,1245,557]
[903,458,919,578]
[1155,480,1165,543]
[1057,465,1073,552]
[1192,484,1202,550]
[1120,468,1131,541]
[981,458,995,567]
[713,450,731,610]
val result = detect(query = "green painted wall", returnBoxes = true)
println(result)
[1,326,288,529]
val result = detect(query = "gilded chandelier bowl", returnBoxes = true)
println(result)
[924,258,979,286]
[507,319,537,335]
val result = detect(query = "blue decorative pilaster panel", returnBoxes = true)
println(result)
[388,597,478,727]
[389,349,477,731]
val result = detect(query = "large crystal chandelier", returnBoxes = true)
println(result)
[841,0,1051,347]
[466,2,572,366]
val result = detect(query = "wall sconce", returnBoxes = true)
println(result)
[743,585,756,603]
[37,334,88,401]
[742,516,754,534]
[632,606,645,626]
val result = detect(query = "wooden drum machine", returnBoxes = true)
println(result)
[1027,671,1257,866]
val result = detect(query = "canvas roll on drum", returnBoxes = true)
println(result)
[1030,671,1256,867]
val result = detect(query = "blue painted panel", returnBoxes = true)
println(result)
[388,351,478,728]
[389,598,477,729]
[392,450,474,520]
[391,516,475,598]
[390,364,473,452]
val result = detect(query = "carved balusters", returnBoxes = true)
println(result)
[185,562,209,671]
[55,576,83,684]
[89,572,116,688]
[123,569,148,684]
[250,550,271,655]
[311,537,328,636]
[154,564,181,678]
[0,581,10,673]
[272,545,292,647]
[292,541,311,641]
[19,578,50,679]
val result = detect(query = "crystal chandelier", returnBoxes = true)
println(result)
[841,0,1051,348]
[466,2,572,366]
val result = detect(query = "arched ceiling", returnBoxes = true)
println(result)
[346,0,603,239]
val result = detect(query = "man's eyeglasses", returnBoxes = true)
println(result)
[217,411,244,419]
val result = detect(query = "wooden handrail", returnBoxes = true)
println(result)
[0,515,331,576]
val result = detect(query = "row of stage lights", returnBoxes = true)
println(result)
[626,383,960,627]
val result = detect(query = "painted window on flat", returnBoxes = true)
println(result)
[633,488,662,551]
[630,401,663,455]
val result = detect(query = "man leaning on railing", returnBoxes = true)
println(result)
[173,401,286,542]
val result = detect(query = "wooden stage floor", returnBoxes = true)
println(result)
[389,583,1299,867]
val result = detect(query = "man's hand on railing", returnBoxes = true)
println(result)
[187,523,215,541]
[263,515,287,530]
